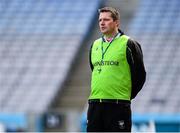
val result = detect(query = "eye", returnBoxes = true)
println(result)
[104,18,110,21]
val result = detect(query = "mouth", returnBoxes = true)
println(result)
[101,27,106,30]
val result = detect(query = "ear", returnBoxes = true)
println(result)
[115,20,120,27]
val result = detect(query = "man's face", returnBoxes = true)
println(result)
[99,12,118,35]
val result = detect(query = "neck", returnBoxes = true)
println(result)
[104,30,118,40]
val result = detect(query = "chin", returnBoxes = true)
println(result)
[101,30,108,34]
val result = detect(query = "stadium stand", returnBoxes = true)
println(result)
[0,0,101,113]
[128,0,180,113]
[1,0,180,131]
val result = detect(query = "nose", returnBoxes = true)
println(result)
[100,20,105,26]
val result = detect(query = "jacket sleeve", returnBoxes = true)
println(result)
[126,38,146,99]
[89,43,94,71]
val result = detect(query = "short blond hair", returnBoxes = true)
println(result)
[98,7,120,21]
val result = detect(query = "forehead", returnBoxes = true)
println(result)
[99,12,112,19]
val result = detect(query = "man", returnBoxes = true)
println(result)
[87,7,146,132]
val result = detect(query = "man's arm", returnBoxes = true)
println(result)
[126,39,146,99]
[89,44,94,71]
